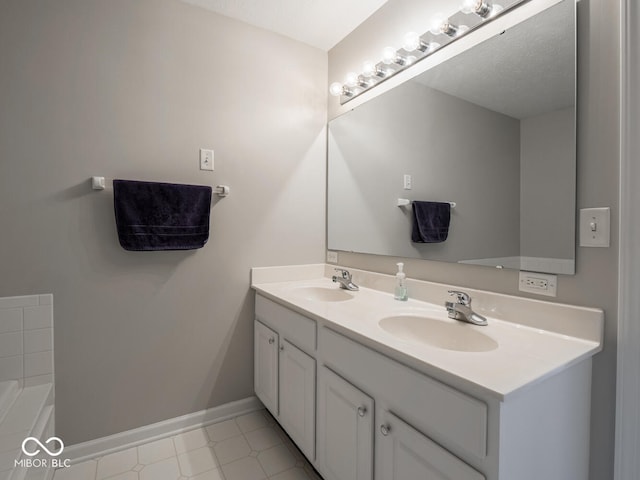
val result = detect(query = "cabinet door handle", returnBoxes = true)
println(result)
[380,424,391,436]
[357,406,367,417]
[279,345,284,352]
[268,337,275,344]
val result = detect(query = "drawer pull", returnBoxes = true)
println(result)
[380,424,391,436]
[268,337,275,344]
[357,406,367,417]
[280,345,285,352]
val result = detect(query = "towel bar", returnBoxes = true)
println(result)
[397,198,456,208]
[91,177,230,197]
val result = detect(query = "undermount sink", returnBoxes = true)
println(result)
[379,314,498,352]
[291,286,354,302]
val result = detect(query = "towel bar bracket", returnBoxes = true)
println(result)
[215,185,230,197]
[92,176,106,190]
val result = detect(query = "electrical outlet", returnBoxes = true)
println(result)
[200,149,214,171]
[519,271,557,297]
[326,251,338,263]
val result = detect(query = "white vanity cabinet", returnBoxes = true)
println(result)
[278,339,316,459]
[254,295,317,461]
[320,326,486,480]
[377,410,484,480]
[254,320,279,415]
[254,288,597,480]
[317,366,374,480]
[319,325,592,480]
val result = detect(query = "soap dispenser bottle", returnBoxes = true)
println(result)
[394,262,408,301]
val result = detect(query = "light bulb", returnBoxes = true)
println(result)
[461,0,479,14]
[345,72,359,88]
[381,46,397,65]
[382,47,407,66]
[362,61,376,77]
[429,14,446,35]
[461,0,498,18]
[329,82,343,96]
[403,32,421,52]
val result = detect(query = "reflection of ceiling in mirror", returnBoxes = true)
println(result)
[414,0,574,119]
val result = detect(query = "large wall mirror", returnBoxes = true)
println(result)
[328,0,576,275]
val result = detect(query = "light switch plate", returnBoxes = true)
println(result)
[579,207,610,247]
[200,148,214,171]
[403,174,412,190]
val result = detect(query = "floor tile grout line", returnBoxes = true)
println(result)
[52,410,319,480]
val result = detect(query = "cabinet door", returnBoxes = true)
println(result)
[254,320,279,416]
[279,339,316,461]
[377,411,485,480]
[317,367,374,480]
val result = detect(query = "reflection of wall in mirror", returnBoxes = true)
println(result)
[461,107,576,274]
[520,107,575,261]
[328,80,521,263]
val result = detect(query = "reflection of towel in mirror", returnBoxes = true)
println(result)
[411,201,451,243]
[113,180,212,251]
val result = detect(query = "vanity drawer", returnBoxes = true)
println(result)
[320,327,487,459]
[256,294,316,353]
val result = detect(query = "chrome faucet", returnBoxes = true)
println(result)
[332,268,359,291]
[445,290,488,326]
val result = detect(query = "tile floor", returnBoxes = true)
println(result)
[52,410,322,480]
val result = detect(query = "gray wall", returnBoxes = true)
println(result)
[520,107,575,259]
[0,0,326,444]
[328,0,620,479]
[328,80,520,262]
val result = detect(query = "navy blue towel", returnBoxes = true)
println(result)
[113,180,212,251]
[411,201,451,243]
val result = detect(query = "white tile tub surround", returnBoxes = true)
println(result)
[0,294,54,387]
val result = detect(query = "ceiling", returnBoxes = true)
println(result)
[179,0,388,51]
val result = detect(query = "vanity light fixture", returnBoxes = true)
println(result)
[403,32,439,53]
[344,72,359,88]
[429,15,466,37]
[362,61,377,77]
[363,61,391,78]
[382,46,408,66]
[329,0,524,103]
[349,73,373,89]
[461,0,504,18]
[329,82,354,97]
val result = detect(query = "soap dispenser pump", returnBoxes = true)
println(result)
[394,262,408,301]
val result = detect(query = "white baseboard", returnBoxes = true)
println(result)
[65,396,262,465]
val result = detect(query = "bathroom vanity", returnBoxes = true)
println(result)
[251,264,603,480]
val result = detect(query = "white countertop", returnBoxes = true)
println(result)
[251,264,604,400]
